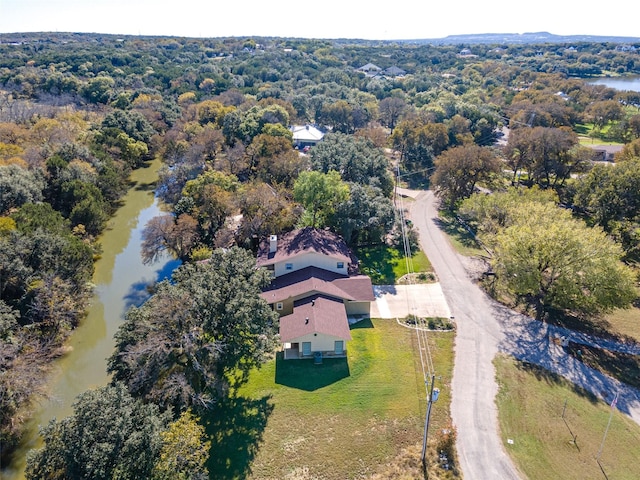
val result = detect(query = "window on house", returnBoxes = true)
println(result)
[285,263,293,270]
[276,302,283,311]
[337,262,344,269]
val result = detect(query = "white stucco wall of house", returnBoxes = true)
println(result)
[273,252,347,278]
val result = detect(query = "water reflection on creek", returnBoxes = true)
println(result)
[3,159,179,479]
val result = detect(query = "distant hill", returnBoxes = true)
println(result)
[1,31,640,46]
[403,32,640,45]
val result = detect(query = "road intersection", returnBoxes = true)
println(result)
[399,189,640,479]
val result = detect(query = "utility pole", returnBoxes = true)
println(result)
[421,373,437,468]
[597,391,618,460]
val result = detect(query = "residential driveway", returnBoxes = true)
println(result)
[371,284,451,319]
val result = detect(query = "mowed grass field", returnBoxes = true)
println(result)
[206,319,456,480]
[495,355,640,480]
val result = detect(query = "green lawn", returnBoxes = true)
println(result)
[356,245,432,285]
[495,355,640,480]
[206,320,456,480]
[604,305,640,343]
[434,211,486,257]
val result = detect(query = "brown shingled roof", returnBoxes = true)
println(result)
[279,295,352,343]
[260,266,374,304]
[256,227,357,268]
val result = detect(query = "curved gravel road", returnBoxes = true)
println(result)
[406,190,522,480]
[405,189,640,479]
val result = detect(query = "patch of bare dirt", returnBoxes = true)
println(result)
[458,255,491,282]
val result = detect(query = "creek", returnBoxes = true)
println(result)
[2,157,179,479]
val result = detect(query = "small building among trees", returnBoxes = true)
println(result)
[290,124,325,149]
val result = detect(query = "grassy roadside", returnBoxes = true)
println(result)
[356,245,432,285]
[207,319,457,480]
[434,211,486,258]
[603,306,640,343]
[495,355,640,480]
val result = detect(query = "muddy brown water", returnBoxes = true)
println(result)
[2,158,179,479]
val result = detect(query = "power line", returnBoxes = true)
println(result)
[395,164,435,378]
[394,164,439,468]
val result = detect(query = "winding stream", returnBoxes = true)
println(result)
[2,158,179,479]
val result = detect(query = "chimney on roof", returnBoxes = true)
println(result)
[305,317,309,324]
[269,235,277,254]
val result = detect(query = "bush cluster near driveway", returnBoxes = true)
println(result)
[495,355,640,480]
[356,245,432,285]
[207,319,455,480]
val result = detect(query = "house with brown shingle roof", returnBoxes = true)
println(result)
[258,227,374,360]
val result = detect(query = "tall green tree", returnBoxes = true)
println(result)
[431,144,501,209]
[492,202,636,320]
[378,96,407,131]
[25,382,169,480]
[503,126,585,188]
[332,183,395,246]
[293,170,349,228]
[586,100,624,130]
[108,247,279,412]
[460,186,558,236]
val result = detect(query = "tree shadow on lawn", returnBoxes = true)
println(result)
[355,246,399,285]
[205,394,274,480]
[546,308,636,344]
[275,352,350,391]
[432,215,480,251]
[515,360,600,405]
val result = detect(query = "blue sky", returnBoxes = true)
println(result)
[1,0,638,40]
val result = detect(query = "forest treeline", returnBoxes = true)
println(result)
[1,32,640,477]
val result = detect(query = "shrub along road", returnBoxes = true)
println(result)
[406,189,640,480]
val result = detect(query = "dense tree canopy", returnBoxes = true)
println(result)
[26,382,169,480]
[3,30,640,470]
[572,156,640,258]
[108,247,279,412]
[0,164,45,213]
[472,197,637,320]
[309,132,394,196]
[332,182,395,246]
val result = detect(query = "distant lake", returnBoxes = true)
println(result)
[586,75,640,92]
